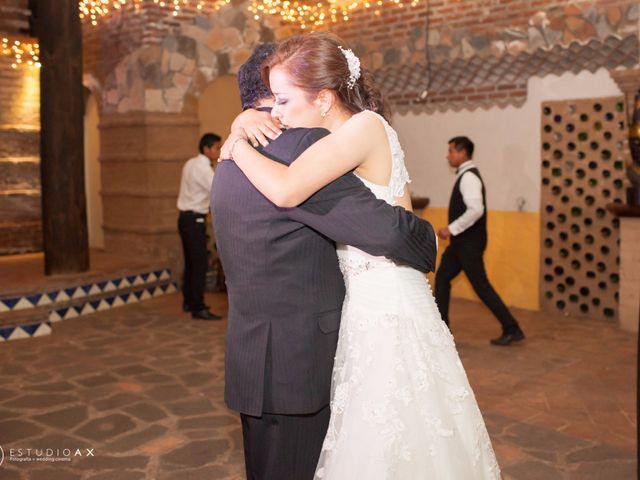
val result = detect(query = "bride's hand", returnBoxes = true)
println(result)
[219,130,249,161]
[231,109,282,147]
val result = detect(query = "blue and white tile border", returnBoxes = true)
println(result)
[0,321,52,342]
[0,269,172,313]
[0,269,176,342]
[48,281,177,322]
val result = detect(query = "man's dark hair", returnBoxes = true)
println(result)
[238,43,277,110]
[199,133,221,153]
[449,136,474,159]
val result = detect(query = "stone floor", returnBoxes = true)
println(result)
[0,251,171,297]
[0,292,636,480]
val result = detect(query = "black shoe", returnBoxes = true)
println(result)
[490,329,525,346]
[184,303,211,313]
[192,309,222,321]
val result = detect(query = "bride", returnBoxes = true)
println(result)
[221,32,500,480]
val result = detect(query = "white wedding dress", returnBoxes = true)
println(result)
[314,111,501,480]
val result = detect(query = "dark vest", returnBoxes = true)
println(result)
[448,167,487,249]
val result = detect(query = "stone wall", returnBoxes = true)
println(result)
[82,0,639,116]
[82,1,285,114]
[332,0,638,66]
[342,0,640,112]
[425,0,638,61]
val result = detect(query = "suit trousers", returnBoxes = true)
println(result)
[178,211,208,312]
[241,405,330,480]
[435,242,520,334]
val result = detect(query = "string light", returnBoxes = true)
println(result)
[1,37,40,69]
[247,0,418,29]
[79,0,229,24]
[79,0,420,30]
[79,0,128,26]
[2,2,228,69]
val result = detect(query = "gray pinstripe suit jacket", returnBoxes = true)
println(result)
[211,127,437,416]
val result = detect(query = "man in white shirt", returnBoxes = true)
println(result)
[177,133,222,320]
[435,136,525,346]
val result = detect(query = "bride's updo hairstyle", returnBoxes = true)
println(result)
[262,32,389,120]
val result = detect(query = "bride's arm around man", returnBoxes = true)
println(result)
[211,39,438,480]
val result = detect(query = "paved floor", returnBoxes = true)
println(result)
[0,251,170,296]
[0,292,636,479]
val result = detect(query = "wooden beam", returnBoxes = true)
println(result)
[38,0,89,274]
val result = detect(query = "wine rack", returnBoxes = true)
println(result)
[540,97,627,320]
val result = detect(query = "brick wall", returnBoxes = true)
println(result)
[329,0,638,68]
[0,0,29,33]
[0,0,42,255]
[82,4,148,85]
[331,3,427,70]
[336,0,639,113]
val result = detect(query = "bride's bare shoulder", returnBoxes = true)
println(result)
[340,110,386,136]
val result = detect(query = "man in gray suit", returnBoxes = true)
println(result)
[211,44,438,480]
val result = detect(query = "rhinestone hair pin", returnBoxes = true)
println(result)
[338,46,361,89]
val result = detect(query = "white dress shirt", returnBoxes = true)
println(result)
[177,153,215,214]
[448,161,485,236]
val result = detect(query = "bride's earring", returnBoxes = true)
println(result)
[321,109,328,118]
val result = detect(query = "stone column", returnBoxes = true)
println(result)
[619,216,640,332]
[609,66,640,101]
[609,68,640,332]
[609,68,640,108]
[99,112,199,266]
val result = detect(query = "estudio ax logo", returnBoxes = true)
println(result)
[1,445,4,467]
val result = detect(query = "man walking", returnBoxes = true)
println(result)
[435,136,525,346]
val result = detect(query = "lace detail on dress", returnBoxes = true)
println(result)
[316,301,500,480]
[337,256,377,278]
[365,110,411,199]
[316,110,500,480]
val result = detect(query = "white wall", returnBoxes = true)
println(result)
[84,93,104,249]
[393,68,622,212]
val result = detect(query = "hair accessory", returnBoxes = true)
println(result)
[338,46,361,89]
